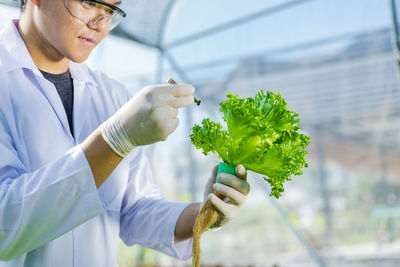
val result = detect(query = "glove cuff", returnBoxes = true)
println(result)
[100,116,136,158]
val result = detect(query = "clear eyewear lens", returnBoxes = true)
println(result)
[65,0,125,30]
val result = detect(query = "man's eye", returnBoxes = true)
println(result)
[106,8,114,15]
[81,0,96,7]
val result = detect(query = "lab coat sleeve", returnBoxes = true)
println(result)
[119,148,193,261]
[0,113,105,260]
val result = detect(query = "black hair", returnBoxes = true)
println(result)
[20,0,27,11]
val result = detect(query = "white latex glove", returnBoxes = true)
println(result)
[203,164,250,230]
[100,83,194,157]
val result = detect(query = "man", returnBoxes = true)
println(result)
[0,0,250,266]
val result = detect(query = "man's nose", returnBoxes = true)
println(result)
[86,7,109,31]
[88,17,109,31]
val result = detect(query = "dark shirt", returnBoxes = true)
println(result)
[40,69,74,137]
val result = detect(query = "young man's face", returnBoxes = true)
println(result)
[34,0,121,63]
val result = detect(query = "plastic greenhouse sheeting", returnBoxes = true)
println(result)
[114,0,400,171]
[114,1,400,266]
[1,0,400,266]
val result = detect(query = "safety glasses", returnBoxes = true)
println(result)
[65,0,126,31]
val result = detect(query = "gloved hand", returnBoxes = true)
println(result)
[100,83,194,157]
[203,164,250,230]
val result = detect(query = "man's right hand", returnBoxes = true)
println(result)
[100,83,195,157]
[119,83,194,145]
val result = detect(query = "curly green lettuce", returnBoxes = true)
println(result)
[190,90,310,198]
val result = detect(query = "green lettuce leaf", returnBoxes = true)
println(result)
[190,90,310,198]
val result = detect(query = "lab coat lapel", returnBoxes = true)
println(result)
[34,74,74,141]
[73,79,92,142]
[0,20,74,140]
[69,61,98,142]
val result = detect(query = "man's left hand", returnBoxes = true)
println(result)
[203,164,250,230]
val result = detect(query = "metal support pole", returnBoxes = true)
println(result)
[315,128,332,249]
[390,0,400,69]
[156,48,164,84]
[163,52,194,84]
[256,175,326,266]
[161,52,199,201]
[268,197,327,267]
[184,106,197,202]
[154,0,199,202]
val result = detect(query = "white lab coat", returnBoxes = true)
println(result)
[0,20,192,266]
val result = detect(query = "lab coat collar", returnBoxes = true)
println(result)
[68,61,97,86]
[0,20,38,73]
[0,19,96,86]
